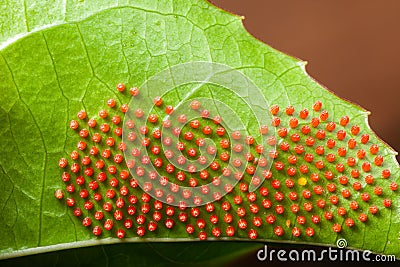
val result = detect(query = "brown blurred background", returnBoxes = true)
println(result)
[209,0,399,160]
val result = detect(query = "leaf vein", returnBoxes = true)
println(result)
[22,0,29,32]
[75,24,123,103]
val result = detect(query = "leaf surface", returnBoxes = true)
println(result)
[0,0,399,265]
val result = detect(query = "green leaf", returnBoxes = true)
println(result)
[0,0,399,265]
[1,242,263,267]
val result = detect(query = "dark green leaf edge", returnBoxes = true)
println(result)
[0,0,399,261]
[3,236,399,260]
